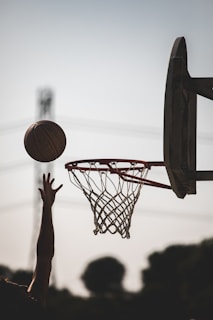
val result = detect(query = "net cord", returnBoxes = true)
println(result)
[66,161,150,238]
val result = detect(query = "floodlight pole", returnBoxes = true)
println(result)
[28,88,57,286]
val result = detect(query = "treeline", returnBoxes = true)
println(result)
[1,237,213,320]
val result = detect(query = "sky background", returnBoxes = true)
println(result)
[1,0,213,296]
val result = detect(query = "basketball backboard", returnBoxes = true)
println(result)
[65,36,213,238]
[164,37,213,198]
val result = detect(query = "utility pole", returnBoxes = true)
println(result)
[29,88,57,286]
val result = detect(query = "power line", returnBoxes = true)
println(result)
[0,160,31,172]
[0,119,33,133]
[0,201,33,214]
[58,116,162,138]
[1,116,213,143]
[1,199,212,222]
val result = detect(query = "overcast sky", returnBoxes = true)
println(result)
[1,0,213,296]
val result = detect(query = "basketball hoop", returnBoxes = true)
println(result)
[65,159,171,239]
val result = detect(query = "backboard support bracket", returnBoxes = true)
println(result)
[184,77,213,100]
[196,171,213,181]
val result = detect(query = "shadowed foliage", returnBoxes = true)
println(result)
[81,256,125,296]
[1,238,213,319]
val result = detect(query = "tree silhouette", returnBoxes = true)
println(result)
[138,238,213,320]
[0,265,13,279]
[81,256,125,297]
[1,238,213,319]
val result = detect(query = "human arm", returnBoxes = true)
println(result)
[27,173,62,307]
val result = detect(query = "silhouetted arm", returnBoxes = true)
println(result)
[27,173,62,307]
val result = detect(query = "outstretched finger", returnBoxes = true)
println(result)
[42,173,46,186]
[50,178,55,186]
[38,188,44,198]
[47,172,51,183]
[55,184,63,193]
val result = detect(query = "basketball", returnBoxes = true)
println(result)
[24,120,66,162]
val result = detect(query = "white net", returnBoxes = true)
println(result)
[67,160,149,239]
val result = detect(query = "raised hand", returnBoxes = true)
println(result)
[39,173,63,207]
